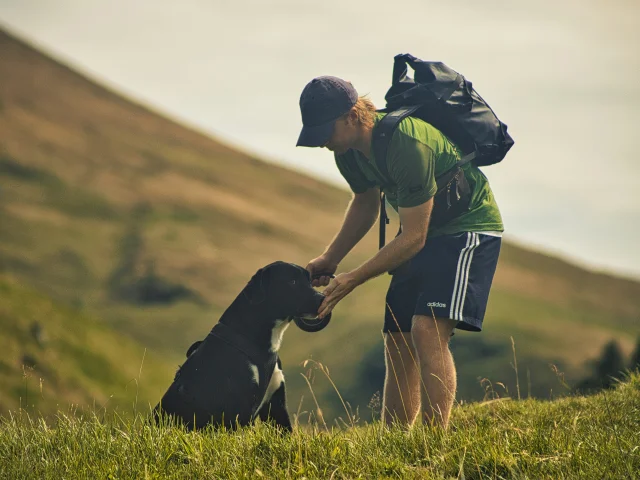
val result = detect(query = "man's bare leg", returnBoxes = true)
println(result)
[382,332,421,426]
[411,315,458,428]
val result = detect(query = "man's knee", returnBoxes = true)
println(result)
[384,332,414,357]
[411,315,457,341]
[384,333,419,376]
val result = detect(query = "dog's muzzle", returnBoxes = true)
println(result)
[293,292,331,333]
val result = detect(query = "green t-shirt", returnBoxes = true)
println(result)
[334,113,504,237]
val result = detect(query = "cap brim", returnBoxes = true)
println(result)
[296,119,336,147]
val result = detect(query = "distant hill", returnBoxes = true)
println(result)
[1,27,638,420]
[0,274,173,416]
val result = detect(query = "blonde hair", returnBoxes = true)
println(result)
[350,96,377,128]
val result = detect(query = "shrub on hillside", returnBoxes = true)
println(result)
[629,335,640,372]
[574,339,628,394]
[107,204,201,306]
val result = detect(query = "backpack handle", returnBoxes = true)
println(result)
[392,54,418,85]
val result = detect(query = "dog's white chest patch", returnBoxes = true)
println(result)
[270,319,290,352]
[248,363,259,385]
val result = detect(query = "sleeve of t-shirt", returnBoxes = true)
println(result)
[387,132,438,208]
[334,152,373,194]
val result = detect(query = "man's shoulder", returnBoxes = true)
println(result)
[384,117,440,159]
[395,115,449,145]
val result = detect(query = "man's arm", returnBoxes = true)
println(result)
[317,134,438,318]
[322,187,380,264]
[351,197,433,284]
[316,198,433,318]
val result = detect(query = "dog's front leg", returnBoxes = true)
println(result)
[258,381,292,432]
[257,359,292,432]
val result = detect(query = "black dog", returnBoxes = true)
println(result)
[154,261,330,431]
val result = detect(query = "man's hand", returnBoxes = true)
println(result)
[317,272,361,318]
[306,255,338,287]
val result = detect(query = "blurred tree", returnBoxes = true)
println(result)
[135,260,198,305]
[574,339,626,394]
[107,203,201,306]
[107,204,147,301]
[629,335,640,372]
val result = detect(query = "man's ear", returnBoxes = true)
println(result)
[345,109,358,126]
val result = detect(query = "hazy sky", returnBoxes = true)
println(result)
[1,0,639,279]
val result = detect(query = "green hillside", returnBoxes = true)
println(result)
[0,274,173,417]
[0,27,638,421]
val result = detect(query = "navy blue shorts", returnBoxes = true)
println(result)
[384,232,502,333]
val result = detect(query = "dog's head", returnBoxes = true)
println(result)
[244,261,331,332]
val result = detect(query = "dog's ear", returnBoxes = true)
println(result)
[186,340,203,358]
[245,267,270,305]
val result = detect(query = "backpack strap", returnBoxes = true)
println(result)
[340,152,389,248]
[435,150,476,189]
[372,106,420,186]
[372,107,478,250]
[379,192,389,249]
[455,150,476,168]
[372,106,416,252]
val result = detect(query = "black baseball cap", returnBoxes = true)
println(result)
[296,76,358,147]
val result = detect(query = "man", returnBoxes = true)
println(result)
[296,76,503,428]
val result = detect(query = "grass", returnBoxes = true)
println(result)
[0,373,637,479]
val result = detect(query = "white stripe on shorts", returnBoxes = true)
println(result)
[456,233,480,320]
[450,232,480,321]
[450,233,472,320]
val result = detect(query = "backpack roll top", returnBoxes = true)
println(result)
[379,53,514,167]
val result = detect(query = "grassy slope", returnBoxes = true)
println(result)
[0,274,174,417]
[0,28,639,419]
[0,374,638,479]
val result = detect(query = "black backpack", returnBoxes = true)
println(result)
[373,53,514,248]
